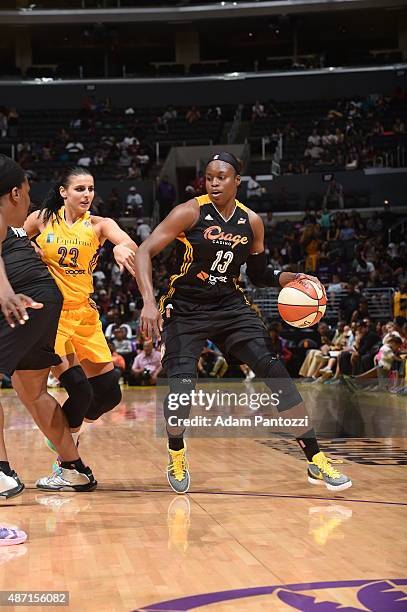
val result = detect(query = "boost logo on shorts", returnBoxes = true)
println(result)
[65,269,86,275]
[203,225,248,249]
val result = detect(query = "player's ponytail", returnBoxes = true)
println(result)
[41,166,93,223]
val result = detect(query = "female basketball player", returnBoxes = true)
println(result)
[134,152,352,494]
[24,167,137,489]
[0,156,96,510]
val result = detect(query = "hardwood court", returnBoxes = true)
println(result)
[1,385,406,611]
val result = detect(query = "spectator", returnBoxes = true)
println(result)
[252,101,266,120]
[339,219,355,241]
[193,171,205,195]
[366,211,383,235]
[126,185,143,215]
[308,129,321,146]
[130,339,162,385]
[136,219,152,243]
[327,274,344,296]
[107,341,126,379]
[65,141,84,154]
[0,111,8,138]
[323,178,344,210]
[246,175,262,199]
[7,107,19,139]
[186,106,201,124]
[162,105,177,122]
[304,143,323,160]
[299,322,333,379]
[198,343,228,378]
[127,162,142,180]
[339,284,361,323]
[337,321,380,376]
[157,175,176,220]
[77,154,92,167]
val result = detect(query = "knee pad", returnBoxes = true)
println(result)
[59,366,93,429]
[164,372,196,432]
[86,369,122,421]
[255,354,303,412]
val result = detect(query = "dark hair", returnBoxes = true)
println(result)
[206,152,243,175]
[0,154,25,198]
[41,166,93,223]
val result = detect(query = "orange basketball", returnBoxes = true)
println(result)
[277,278,327,328]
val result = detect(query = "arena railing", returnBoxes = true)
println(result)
[248,287,395,321]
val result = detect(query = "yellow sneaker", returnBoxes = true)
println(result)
[167,496,191,553]
[308,451,352,492]
[167,445,190,494]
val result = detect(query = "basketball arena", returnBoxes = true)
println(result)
[0,1,406,611]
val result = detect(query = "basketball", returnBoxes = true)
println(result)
[278,278,327,328]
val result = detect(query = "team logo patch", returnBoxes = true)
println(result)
[46,233,54,243]
[197,271,209,281]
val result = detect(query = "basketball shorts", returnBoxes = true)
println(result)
[161,295,303,412]
[55,299,111,363]
[161,295,271,367]
[0,284,63,376]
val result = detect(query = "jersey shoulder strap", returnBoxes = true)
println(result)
[195,194,212,206]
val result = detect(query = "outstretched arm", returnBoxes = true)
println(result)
[95,217,138,275]
[135,200,199,339]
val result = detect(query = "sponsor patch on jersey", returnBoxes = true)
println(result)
[205,214,214,221]
[237,217,246,224]
[65,269,86,275]
[203,225,249,249]
[197,271,209,281]
[208,274,227,285]
[46,233,54,243]
[83,220,91,227]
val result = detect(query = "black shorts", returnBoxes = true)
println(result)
[161,295,270,367]
[161,295,303,411]
[0,286,63,376]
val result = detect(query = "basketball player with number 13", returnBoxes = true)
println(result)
[135,152,352,494]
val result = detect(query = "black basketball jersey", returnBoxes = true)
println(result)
[160,195,253,309]
[2,226,56,297]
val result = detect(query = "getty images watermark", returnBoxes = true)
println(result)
[155,378,311,437]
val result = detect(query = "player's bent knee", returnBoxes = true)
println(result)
[253,354,304,413]
[59,366,94,429]
[86,369,122,420]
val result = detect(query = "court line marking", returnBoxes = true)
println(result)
[24,486,407,507]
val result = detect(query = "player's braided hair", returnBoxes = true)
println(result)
[40,166,93,223]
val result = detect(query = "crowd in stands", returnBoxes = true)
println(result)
[248,89,407,174]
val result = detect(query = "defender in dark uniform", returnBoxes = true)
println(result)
[135,152,352,494]
[0,155,96,504]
